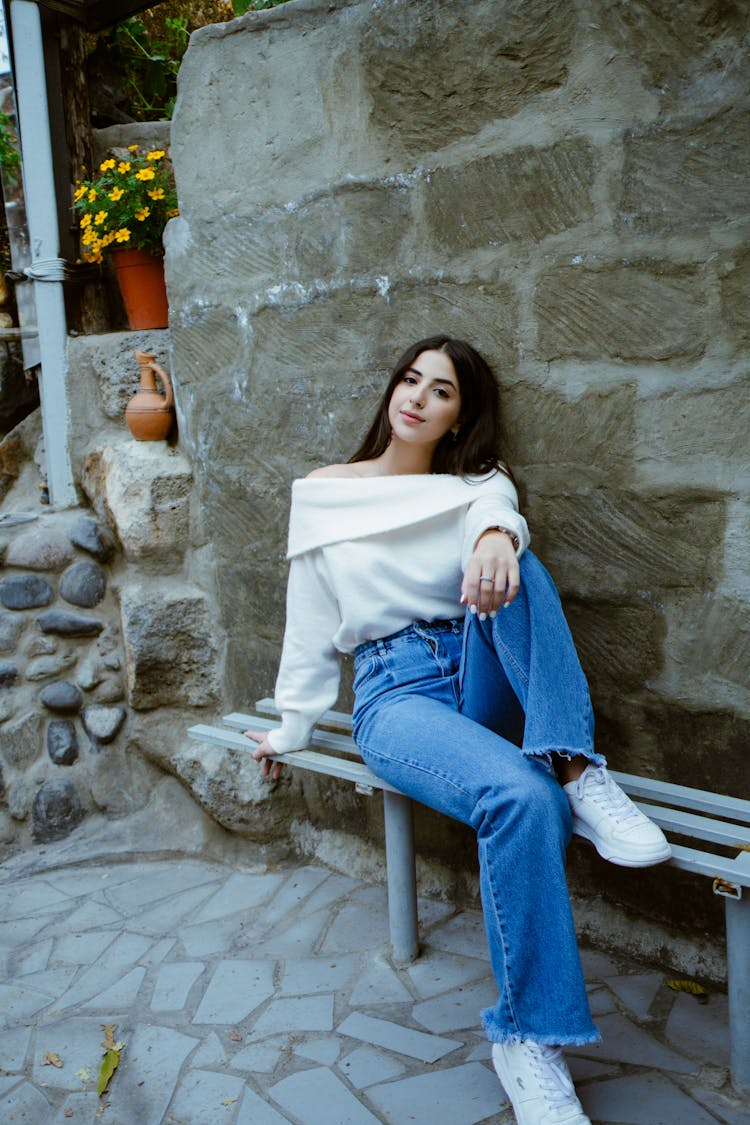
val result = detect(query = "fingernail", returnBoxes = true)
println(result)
[469,604,477,614]
[503,602,510,609]
[490,610,497,619]
[479,612,487,621]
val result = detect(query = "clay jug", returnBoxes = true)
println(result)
[125,350,175,441]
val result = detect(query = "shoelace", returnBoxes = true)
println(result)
[525,1042,577,1110]
[574,767,640,825]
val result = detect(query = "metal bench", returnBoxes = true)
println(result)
[188,699,750,1095]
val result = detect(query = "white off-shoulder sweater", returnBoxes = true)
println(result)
[267,471,529,753]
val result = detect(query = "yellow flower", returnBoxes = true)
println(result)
[128,144,139,152]
[135,207,150,221]
[103,232,116,246]
[108,187,125,201]
[73,184,87,202]
[114,228,131,243]
[99,158,116,172]
[147,187,165,200]
[94,210,107,226]
[135,167,156,181]
[87,188,97,202]
[80,213,92,228]
[146,149,165,161]
[167,208,179,218]
[81,228,96,245]
[117,161,131,174]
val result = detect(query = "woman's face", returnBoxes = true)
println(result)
[387,349,462,448]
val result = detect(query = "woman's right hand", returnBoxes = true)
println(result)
[244,730,284,781]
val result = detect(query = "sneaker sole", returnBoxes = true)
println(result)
[572,820,673,868]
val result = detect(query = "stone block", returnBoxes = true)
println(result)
[501,383,636,488]
[289,181,413,282]
[361,0,574,158]
[620,109,750,234]
[607,3,749,108]
[564,599,665,694]
[721,248,750,343]
[4,521,74,571]
[528,488,726,598]
[67,329,172,423]
[635,380,750,492]
[0,711,42,769]
[119,582,220,710]
[655,593,750,720]
[68,515,115,562]
[534,265,708,361]
[81,443,192,563]
[0,408,42,502]
[423,139,596,253]
[47,720,79,766]
[0,574,53,610]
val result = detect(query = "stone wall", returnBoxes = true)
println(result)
[160,0,750,965]
[23,0,745,970]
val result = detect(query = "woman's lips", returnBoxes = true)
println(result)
[400,410,424,423]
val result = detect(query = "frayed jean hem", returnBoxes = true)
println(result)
[522,745,607,770]
[481,1007,602,1047]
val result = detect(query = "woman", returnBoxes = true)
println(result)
[247,336,670,1125]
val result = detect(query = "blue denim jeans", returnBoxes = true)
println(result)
[352,551,602,1046]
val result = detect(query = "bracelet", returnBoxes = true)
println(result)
[483,525,520,551]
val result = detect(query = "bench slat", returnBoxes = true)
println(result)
[253,699,750,824]
[222,713,360,758]
[187,723,401,793]
[668,843,750,888]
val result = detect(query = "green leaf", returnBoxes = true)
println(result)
[97,1048,120,1097]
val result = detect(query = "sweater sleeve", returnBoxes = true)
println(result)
[461,472,530,569]
[266,549,342,753]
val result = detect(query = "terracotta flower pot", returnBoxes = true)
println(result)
[111,248,169,330]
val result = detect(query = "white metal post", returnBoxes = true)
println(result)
[383,790,419,964]
[9,0,77,507]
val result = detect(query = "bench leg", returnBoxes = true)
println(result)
[726,891,750,1095]
[383,790,419,964]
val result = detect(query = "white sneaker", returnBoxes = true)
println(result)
[492,1039,591,1124]
[564,765,672,867]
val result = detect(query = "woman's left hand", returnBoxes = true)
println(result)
[461,529,520,617]
[245,730,285,781]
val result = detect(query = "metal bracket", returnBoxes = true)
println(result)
[713,877,742,900]
[354,783,375,797]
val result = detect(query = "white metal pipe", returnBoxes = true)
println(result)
[9,0,76,507]
[383,790,419,964]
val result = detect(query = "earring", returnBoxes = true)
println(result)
[450,430,459,444]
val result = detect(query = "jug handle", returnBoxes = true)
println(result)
[134,349,174,410]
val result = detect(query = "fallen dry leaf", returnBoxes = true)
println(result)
[667,978,709,1003]
[41,1051,63,1068]
[228,1031,243,1042]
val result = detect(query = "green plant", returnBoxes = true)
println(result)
[72,145,178,263]
[0,112,20,185]
[93,2,294,121]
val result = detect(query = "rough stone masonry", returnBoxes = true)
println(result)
[159,0,748,965]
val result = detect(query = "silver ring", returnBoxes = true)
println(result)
[478,576,494,583]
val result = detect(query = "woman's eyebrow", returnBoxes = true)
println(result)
[405,366,457,388]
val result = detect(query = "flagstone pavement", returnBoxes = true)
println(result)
[1,843,749,1125]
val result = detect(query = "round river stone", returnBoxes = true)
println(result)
[0,574,53,610]
[68,516,114,562]
[32,778,85,842]
[47,719,79,766]
[37,611,104,637]
[59,562,106,609]
[81,704,126,744]
[40,680,83,714]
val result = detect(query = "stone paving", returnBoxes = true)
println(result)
[1,848,749,1125]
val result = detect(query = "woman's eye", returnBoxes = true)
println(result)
[403,375,417,385]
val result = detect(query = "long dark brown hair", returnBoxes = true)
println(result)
[348,335,514,480]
